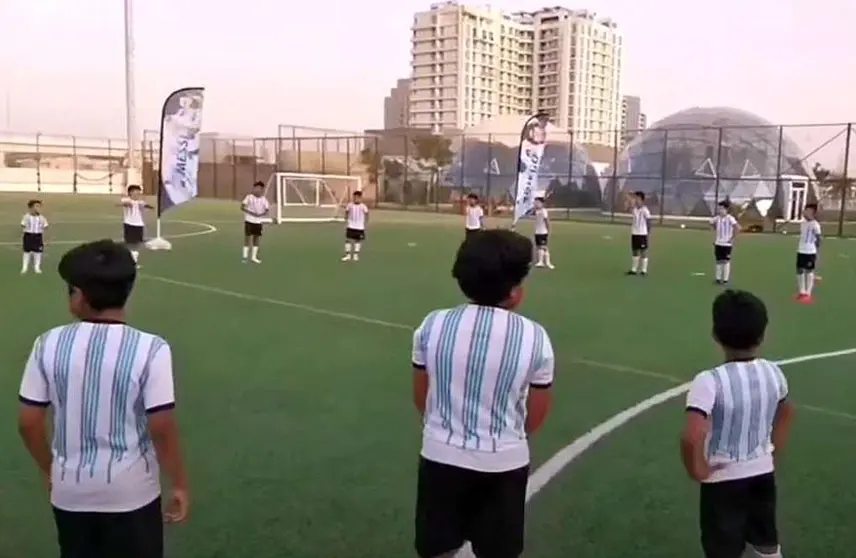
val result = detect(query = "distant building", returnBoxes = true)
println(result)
[621,95,646,147]
[383,79,411,129]
[408,2,623,146]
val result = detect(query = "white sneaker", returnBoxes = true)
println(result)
[341,255,351,261]
[353,255,360,262]
[35,269,42,274]
[534,262,544,268]
[20,269,27,275]
[251,258,261,264]
[546,263,555,270]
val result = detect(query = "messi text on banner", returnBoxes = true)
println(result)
[512,113,550,225]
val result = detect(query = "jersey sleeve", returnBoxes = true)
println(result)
[20,215,26,226]
[121,197,131,205]
[19,337,50,407]
[240,195,250,206]
[644,207,652,220]
[41,216,48,227]
[141,340,176,413]
[774,365,789,400]
[685,371,716,416]
[411,313,436,370]
[529,328,555,388]
[815,221,823,236]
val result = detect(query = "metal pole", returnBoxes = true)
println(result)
[838,123,852,237]
[123,0,138,171]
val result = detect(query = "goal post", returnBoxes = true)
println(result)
[264,172,361,223]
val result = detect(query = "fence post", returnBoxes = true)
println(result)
[714,127,724,204]
[403,133,409,208]
[321,135,327,174]
[35,133,42,192]
[838,123,852,237]
[252,138,259,184]
[610,129,619,222]
[658,129,669,224]
[486,134,493,203]
[231,140,237,199]
[72,136,78,193]
[297,138,303,172]
[567,131,575,220]
[459,132,466,198]
[371,136,379,207]
[212,140,219,198]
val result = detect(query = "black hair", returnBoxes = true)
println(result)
[712,289,768,351]
[27,199,42,208]
[127,184,142,194]
[58,240,137,312]
[252,181,264,189]
[467,193,479,200]
[534,196,545,203]
[804,203,818,212]
[353,190,363,196]
[633,191,646,200]
[452,229,532,307]
[718,200,730,209]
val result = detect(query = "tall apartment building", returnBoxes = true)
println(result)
[384,78,411,129]
[620,95,646,146]
[408,2,623,145]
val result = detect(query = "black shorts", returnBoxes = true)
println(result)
[631,234,649,252]
[796,252,817,272]
[123,224,145,245]
[714,244,733,262]
[22,232,44,253]
[465,228,481,239]
[244,221,263,237]
[345,228,366,241]
[699,473,778,558]
[53,496,164,558]
[414,457,528,558]
[534,234,549,247]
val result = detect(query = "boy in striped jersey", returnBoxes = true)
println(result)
[627,191,652,276]
[464,193,484,238]
[21,199,48,274]
[533,196,554,269]
[119,185,153,268]
[241,181,270,264]
[711,200,740,285]
[682,290,794,558]
[411,229,554,558]
[17,240,189,558]
[342,191,369,262]
[795,203,821,303]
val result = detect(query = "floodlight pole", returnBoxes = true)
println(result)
[123,0,138,173]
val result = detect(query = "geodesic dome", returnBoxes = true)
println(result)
[441,115,602,208]
[611,107,810,216]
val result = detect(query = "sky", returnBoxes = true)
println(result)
[2,0,854,150]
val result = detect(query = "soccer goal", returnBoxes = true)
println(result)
[264,172,362,223]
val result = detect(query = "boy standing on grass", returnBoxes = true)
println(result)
[241,181,270,264]
[711,200,740,285]
[120,185,153,268]
[532,197,554,269]
[627,190,652,276]
[342,190,369,262]
[17,239,190,558]
[411,229,555,558]
[464,193,484,238]
[795,203,821,303]
[21,199,48,275]
[681,289,794,558]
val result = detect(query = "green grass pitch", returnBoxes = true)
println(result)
[1,193,856,557]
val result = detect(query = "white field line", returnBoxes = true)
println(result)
[137,273,856,558]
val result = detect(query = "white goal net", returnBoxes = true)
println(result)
[264,172,361,223]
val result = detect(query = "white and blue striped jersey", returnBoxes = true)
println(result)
[21,214,48,234]
[798,219,822,255]
[685,358,788,483]
[412,304,555,472]
[711,214,738,246]
[19,322,176,512]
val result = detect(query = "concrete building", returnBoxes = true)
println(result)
[383,79,412,129]
[408,2,623,146]
[620,95,646,147]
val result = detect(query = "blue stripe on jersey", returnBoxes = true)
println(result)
[460,306,494,450]
[34,336,48,386]
[135,336,165,473]
[489,314,525,440]
[107,327,142,483]
[434,307,467,440]
[417,312,439,419]
[724,364,746,459]
[745,363,763,455]
[513,326,545,433]
[77,325,110,482]
[760,364,779,444]
[52,323,81,480]
[708,370,726,453]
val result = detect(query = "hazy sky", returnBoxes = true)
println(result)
[2,0,854,144]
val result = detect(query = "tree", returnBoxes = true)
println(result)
[411,134,454,201]
[812,162,855,203]
[359,147,381,187]
[383,158,404,181]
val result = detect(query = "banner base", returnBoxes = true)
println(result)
[146,237,172,251]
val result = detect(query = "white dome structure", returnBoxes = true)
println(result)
[442,115,602,208]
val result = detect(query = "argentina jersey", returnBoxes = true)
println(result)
[686,358,788,483]
[18,321,176,512]
[412,304,555,472]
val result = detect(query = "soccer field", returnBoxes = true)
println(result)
[2,193,856,558]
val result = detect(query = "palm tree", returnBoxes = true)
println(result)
[359,147,381,188]
[813,162,854,205]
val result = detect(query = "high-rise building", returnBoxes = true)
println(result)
[383,79,411,129]
[620,95,646,146]
[408,2,623,145]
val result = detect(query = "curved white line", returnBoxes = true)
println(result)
[453,347,856,558]
[0,219,218,246]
